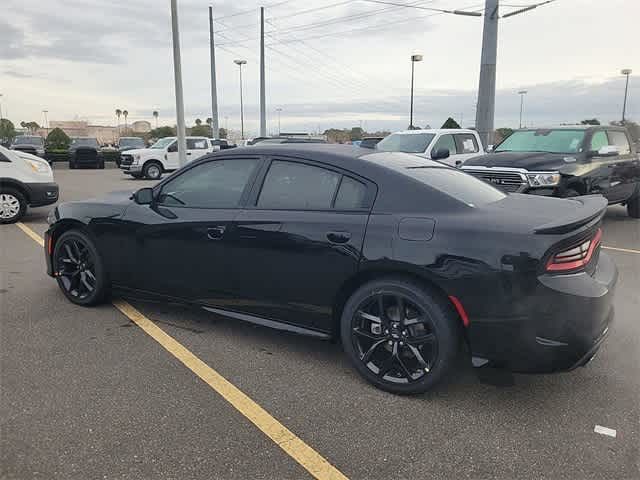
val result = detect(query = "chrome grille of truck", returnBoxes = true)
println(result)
[120,154,133,166]
[462,169,528,193]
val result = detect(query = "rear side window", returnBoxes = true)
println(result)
[431,134,457,155]
[187,139,208,149]
[258,161,341,210]
[607,131,631,155]
[454,134,479,154]
[404,167,506,207]
[334,177,367,210]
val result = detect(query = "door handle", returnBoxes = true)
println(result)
[186,152,192,155]
[207,226,226,240]
[326,231,351,244]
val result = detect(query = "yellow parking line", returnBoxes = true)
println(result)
[15,222,348,480]
[603,245,640,255]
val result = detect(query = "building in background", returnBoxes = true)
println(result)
[34,119,151,145]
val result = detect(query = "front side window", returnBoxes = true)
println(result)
[607,131,631,155]
[151,138,175,149]
[495,129,586,154]
[590,131,608,151]
[376,133,436,153]
[157,159,259,208]
[257,161,340,210]
[454,134,479,154]
[431,135,457,156]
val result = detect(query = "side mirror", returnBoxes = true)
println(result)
[486,145,494,152]
[167,143,178,153]
[431,148,450,161]
[133,187,154,205]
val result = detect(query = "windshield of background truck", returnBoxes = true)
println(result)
[495,129,586,154]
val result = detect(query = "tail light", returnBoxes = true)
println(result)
[546,228,602,272]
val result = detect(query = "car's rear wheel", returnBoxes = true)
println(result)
[143,161,162,180]
[53,230,109,306]
[340,277,459,394]
[627,189,640,218]
[0,189,27,224]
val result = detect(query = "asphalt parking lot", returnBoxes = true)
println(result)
[1,164,639,480]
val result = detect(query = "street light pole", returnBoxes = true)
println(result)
[621,69,632,123]
[209,6,219,140]
[42,110,49,137]
[234,59,247,139]
[170,0,187,167]
[276,108,282,136]
[409,54,423,129]
[518,90,527,129]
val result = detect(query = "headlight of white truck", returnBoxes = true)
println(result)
[23,157,50,173]
[527,172,561,187]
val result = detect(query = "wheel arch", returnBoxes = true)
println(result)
[142,158,164,172]
[0,178,31,203]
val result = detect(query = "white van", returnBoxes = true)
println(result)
[120,136,218,179]
[0,145,59,224]
[376,129,485,167]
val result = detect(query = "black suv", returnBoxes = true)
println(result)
[462,126,640,218]
[69,137,103,169]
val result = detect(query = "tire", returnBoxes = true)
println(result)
[98,161,105,169]
[143,161,162,180]
[0,188,27,224]
[340,277,459,395]
[69,161,76,170]
[628,190,640,218]
[53,230,109,306]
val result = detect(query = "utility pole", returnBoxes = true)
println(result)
[259,6,267,137]
[170,0,187,167]
[276,108,282,135]
[518,90,527,128]
[42,110,49,137]
[209,6,220,139]
[234,60,247,139]
[409,54,422,129]
[621,69,632,123]
[475,0,498,147]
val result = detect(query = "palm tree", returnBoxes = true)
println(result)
[206,117,213,136]
[115,109,122,139]
[123,110,128,134]
[152,111,159,129]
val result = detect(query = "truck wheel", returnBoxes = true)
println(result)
[143,161,162,180]
[0,188,27,224]
[69,161,76,170]
[628,191,640,218]
[98,161,105,169]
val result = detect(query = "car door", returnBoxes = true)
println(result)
[587,129,634,203]
[165,140,180,170]
[453,133,481,166]
[228,158,373,333]
[120,156,262,302]
[605,129,639,202]
[429,134,457,166]
[186,138,210,163]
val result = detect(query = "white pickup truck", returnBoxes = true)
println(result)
[375,128,485,167]
[120,136,219,179]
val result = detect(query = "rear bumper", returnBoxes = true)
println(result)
[25,182,59,207]
[467,251,617,373]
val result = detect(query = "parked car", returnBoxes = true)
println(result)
[359,137,384,149]
[462,126,640,218]
[120,136,216,180]
[114,137,146,167]
[10,135,45,158]
[0,145,59,223]
[212,139,236,150]
[376,129,484,167]
[253,137,328,145]
[45,145,616,394]
[69,137,103,169]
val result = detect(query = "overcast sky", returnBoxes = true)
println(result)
[1,0,638,135]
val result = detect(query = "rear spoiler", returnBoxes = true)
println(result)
[534,195,608,235]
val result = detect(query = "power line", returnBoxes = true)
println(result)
[359,0,482,16]
[215,0,298,22]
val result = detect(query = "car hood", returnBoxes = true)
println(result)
[120,148,155,156]
[119,146,144,152]
[464,151,573,170]
[53,190,135,224]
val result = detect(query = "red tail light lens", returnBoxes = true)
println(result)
[546,228,602,272]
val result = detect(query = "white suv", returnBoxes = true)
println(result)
[120,136,218,180]
[0,145,59,224]
[376,129,485,167]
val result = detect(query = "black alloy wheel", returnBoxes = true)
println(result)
[53,230,108,306]
[341,278,458,394]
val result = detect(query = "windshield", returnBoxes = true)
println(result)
[403,167,506,207]
[495,129,586,154]
[13,136,43,146]
[376,133,435,153]
[71,138,99,148]
[151,137,175,149]
[119,138,145,148]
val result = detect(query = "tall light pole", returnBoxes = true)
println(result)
[209,6,219,139]
[276,108,282,136]
[234,59,247,139]
[518,90,527,129]
[259,7,267,137]
[409,54,423,129]
[621,69,632,123]
[42,110,49,137]
[171,0,187,167]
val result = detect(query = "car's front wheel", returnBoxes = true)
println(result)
[0,189,27,224]
[53,230,109,306]
[143,161,162,180]
[340,277,459,395]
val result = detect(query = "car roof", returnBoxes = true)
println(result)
[516,125,627,131]
[389,128,477,135]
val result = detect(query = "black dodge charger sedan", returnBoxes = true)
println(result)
[44,145,617,394]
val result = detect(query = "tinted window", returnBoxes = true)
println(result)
[590,131,608,151]
[496,129,586,154]
[404,167,506,207]
[607,131,631,154]
[258,161,340,210]
[71,138,99,148]
[431,135,457,155]
[377,133,436,153]
[187,138,209,149]
[158,159,258,208]
[334,177,367,210]
[454,134,479,154]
